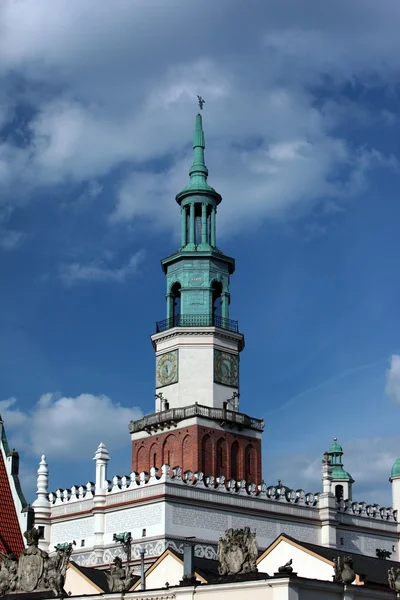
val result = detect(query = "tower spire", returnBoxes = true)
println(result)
[176,112,221,203]
[189,113,208,185]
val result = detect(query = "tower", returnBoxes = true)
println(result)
[328,438,354,501]
[129,111,264,483]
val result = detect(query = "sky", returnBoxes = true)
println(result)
[1,0,400,506]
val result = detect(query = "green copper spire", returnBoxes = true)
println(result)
[189,113,208,183]
[176,113,221,204]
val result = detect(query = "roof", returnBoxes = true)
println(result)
[329,439,343,454]
[261,533,399,588]
[391,458,400,478]
[0,419,25,556]
[331,466,353,481]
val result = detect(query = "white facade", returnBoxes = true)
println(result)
[32,448,399,569]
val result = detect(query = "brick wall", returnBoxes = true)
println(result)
[132,425,262,484]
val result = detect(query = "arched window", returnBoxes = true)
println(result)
[202,434,213,476]
[335,485,344,501]
[170,283,181,327]
[231,441,239,480]
[245,444,256,482]
[212,281,223,322]
[216,438,227,477]
[182,435,192,474]
[149,443,159,470]
[163,434,178,468]
[136,445,146,473]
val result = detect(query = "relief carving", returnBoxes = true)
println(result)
[217,527,258,575]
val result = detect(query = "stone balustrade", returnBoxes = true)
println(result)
[336,498,397,521]
[47,464,320,508]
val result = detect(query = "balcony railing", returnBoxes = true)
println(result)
[129,403,264,433]
[156,314,239,333]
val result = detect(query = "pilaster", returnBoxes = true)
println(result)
[32,455,51,552]
[319,454,337,547]
[93,442,110,560]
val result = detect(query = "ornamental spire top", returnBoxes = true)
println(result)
[189,112,208,183]
[176,107,221,204]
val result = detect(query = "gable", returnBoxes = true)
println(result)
[65,563,104,596]
[257,538,334,582]
[131,549,207,591]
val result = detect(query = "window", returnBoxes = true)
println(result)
[153,453,157,467]
[142,529,146,537]
[37,526,44,540]
[335,485,344,501]
[81,539,85,547]
[340,537,344,546]
[247,452,252,475]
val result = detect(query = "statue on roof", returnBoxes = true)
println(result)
[217,527,258,575]
[388,567,400,592]
[0,528,75,597]
[105,556,136,593]
[0,552,18,595]
[333,555,355,585]
[197,95,205,110]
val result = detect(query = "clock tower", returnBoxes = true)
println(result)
[129,111,264,483]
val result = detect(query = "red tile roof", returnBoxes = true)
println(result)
[0,430,25,556]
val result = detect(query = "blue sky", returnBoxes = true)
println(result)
[1,0,400,506]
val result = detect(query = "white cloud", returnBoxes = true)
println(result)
[386,355,400,404]
[0,0,399,231]
[0,229,25,250]
[0,393,142,461]
[59,249,145,286]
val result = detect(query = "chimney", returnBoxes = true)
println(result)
[180,539,196,586]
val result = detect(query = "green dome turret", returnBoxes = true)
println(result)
[391,458,400,479]
[329,439,343,454]
[328,437,353,482]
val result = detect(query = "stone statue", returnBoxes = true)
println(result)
[105,556,136,593]
[388,567,400,593]
[0,552,18,595]
[217,527,258,575]
[18,527,48,593]
[0,528,75,597]
[45,542,76,596]
[333,556,356,585]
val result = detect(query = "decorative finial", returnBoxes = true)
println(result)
[333,437,337,442]
[197,95,205,111]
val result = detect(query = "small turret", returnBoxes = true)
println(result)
[390,458,400,513]
[328,438,354,501]
[32,455,51,552]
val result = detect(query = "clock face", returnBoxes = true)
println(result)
[214,350,239,387]
[156,351,178,388]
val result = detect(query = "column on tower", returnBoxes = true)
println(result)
[210,207,216,247]
[188,202,195,247]
[181,206,187,247]
[201,202,207,245]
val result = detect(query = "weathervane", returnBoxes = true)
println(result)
[197,95,205,110]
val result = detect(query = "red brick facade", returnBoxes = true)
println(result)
[132,424,262,484]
